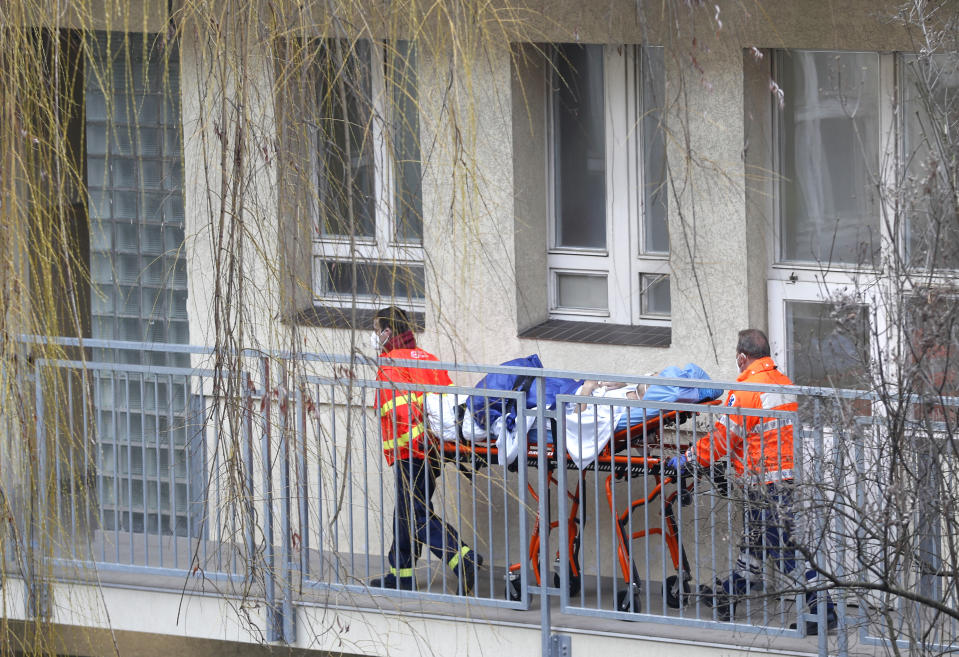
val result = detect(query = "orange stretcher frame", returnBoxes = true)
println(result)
[439,400,721,610]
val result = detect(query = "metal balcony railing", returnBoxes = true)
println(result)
[9,337,959,657]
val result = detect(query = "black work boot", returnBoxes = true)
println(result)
[452,549,485,596]
[370,572,416,591]
[699,582,736,622]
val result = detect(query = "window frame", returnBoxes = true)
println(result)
[545,43,669,326]
[766,49,959,384]
[899,53,959,276]
[309,39,425,313]
[768,50,893,281]
[767,278,886,385]
[767,50,897,379]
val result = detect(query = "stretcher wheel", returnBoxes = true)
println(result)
[553,569,582,598]
[616,583,642,613]
[664,575,691,609]
[506,572,522,601]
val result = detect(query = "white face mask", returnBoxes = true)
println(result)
[370,331,384,351]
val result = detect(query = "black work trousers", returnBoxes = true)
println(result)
[388,452,465,576]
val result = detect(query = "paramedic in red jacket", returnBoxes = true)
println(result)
[369,306,482,594]
[669,329,836,633]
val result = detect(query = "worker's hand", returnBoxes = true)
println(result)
[663,454,688,477]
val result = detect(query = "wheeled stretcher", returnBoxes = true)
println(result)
[437,392,721,611]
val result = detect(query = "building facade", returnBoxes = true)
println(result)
[2,0,957,655]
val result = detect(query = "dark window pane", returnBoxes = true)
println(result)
[642,46,668,254]
[320,260,425,301]
[553,43,606,249]
[388,40,423,243]
[902,54,959,270]
[786,300,870,389]
[315,39,376,238]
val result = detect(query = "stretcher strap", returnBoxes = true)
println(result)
[448,545,471,570]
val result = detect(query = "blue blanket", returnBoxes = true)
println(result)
[614,363,723,430]
[467,357,721,436]
[466,354,582,431]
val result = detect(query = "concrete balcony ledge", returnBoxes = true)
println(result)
[6,556,870,657]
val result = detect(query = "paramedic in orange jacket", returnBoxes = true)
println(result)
[369,307,482,594]
[670,329,835,633]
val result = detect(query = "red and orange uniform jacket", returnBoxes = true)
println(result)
[377,348,453,465]
[689,357,798,483]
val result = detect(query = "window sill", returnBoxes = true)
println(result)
[519,319,670,348]
[290,306,425,331]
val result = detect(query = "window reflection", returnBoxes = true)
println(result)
[778,51,881,267]
[785,300,870,389]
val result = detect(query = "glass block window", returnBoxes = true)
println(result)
[85,33,201,537]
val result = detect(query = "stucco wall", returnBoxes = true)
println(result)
[165,0,923,580]
[14,579,841,657]
[0,2,938,655]
[151,0,926,640]
[173,0,919,379]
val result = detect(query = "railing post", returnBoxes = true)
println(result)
[243,373,256,577]
[917,429,942,601]
[811,397,827,657]
[278,363,296,643]
[834,415,849,657]
[515,387,530,607]
[295,384,310,584]
[260,357,282,642]
[533,375,551,657]
[28,361,50,619]
[553,394,573,657]
[557,398,568,611]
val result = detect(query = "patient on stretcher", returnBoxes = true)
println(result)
[424,359,720,468]
[578,379,646,400]
[579,366,719,427]
[575,380,649,426]
[565,364,722,467]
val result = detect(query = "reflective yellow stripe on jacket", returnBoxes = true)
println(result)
[379,392,424,417]
[381,423,424,451]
